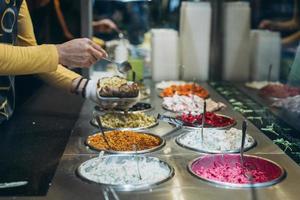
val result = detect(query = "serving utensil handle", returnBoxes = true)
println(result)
[240,120,247,165]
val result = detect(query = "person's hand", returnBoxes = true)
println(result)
[93,19,119,33]
[56,38,108,68]
[259,20,276,30]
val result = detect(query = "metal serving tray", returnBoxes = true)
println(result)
[85,131,165,154]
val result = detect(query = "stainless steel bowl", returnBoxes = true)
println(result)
[76,155,175,191]
[188,154,285,188]
[175,130,256,154]
[97,94,140,111]
[90,118,159,131]
[94,102,154,114]
[181,114,237,130]
[85,131,165,154]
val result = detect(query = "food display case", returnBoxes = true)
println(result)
[1,0,300,200]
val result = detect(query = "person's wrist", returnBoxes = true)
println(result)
[71,77,81,94]
[56,44,66,66]
[71,77,89,97]
[80,79,89,98]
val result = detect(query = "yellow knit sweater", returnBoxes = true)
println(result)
[0,0,81,92]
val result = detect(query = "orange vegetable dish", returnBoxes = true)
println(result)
[160,83,209,98]
[87,130,161,151]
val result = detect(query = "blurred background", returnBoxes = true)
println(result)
[21,0,300,97]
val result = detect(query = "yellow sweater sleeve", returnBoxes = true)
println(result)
[0,44,58,75]
[15,0,81,92]
[0,0,58,75]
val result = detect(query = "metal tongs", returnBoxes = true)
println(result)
[103,187,120,200]
[157,114,184,128]
[93,112,111,150]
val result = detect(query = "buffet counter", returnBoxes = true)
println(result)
[1,82,299,200]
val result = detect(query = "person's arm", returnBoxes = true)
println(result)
[0,44,58,75]
[16,0,79,92]
[92,19,119,33]
[259,0,300,31]
[38,65,80,93]
[259,19,299,31]
[0,0,105,78]
[16,0,107,93]
[53,0,74,40]
[0,1,57,75]
[282,31,300,46]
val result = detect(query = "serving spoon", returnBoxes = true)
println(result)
[240,120,247,167]
[93,112,111,150]
[201,100,207,144]
[102,58,132,74]
[132,144,142,180]
[240,120,253,181]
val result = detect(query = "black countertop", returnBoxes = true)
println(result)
[0,85,83,196]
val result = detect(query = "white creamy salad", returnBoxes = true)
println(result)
[162,94,226,113]
[155,81,187,90]
[78,155,171,186]
[177,128,255,152]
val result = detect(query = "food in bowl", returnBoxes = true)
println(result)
[156,80,187,90]
[98,76,139,98]
[259,83,300,98]
[162,94,225,113]
[177,128,255,152]
[87,130,162,151]
[99,112,157,129]
[160,83,209,99]
[178,112,236,128]
[77,155,173,186]
[190,154,284,186]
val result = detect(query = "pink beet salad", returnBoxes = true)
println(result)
[190,154,283,185]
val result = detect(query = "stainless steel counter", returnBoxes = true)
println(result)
[2,83,300,200]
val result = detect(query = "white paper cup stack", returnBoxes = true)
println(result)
[151,29,179,82]
[250,30,281,81]
[223,2,251,81]
[180,2,211,81]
